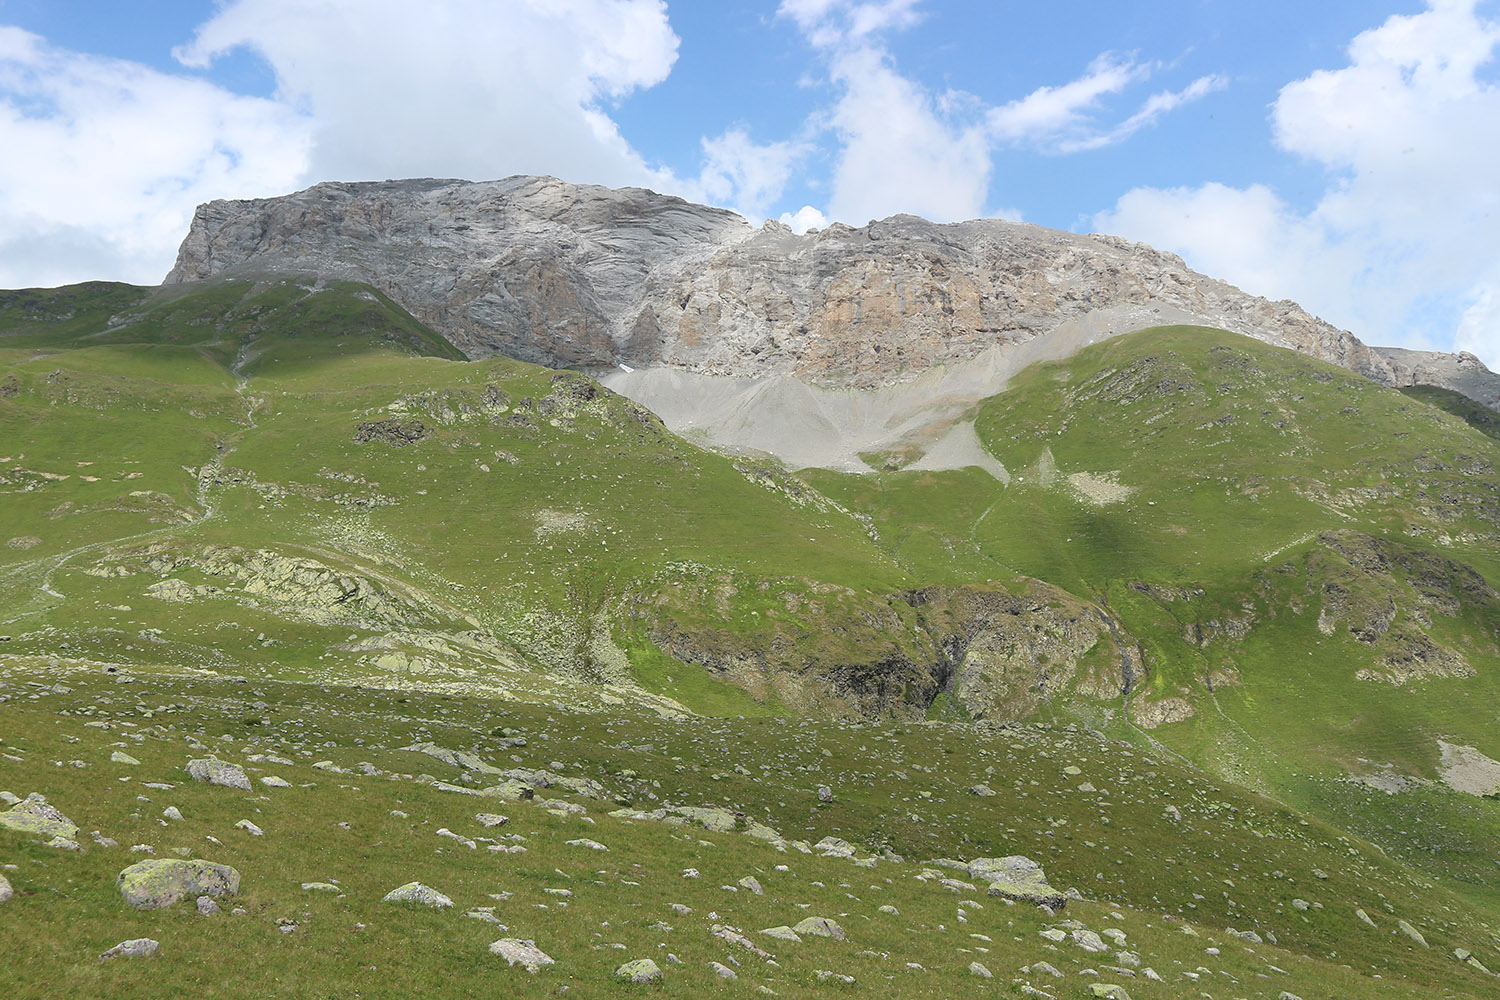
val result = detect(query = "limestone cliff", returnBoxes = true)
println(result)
[166,176,1497,406]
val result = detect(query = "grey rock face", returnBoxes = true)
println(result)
[185,757,251,791]
[1377,347,1500,409]
[164,177,1497,407]
[0,873,13,904]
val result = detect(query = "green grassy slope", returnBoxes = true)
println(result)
[3,279,978,721]
[7,290,1500,994]
[810,327,1500,909]
[3,662,1498,999]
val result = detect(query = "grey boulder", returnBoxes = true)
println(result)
[186,757,253,791]
[490,938,554,971]
[118,859,241,909]
[100,938,160,960]
[382,882,453,908]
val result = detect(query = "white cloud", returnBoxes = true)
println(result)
[780,204,830,233]
[987,54,1148,143]
[1095,0,1500,365]
[177,0,682,189]
[696,128,807,220]
[0,1,810,287]
[1056,74,1227,153]
[778,0,922,48]
[778,2,1225,226]
[824,45,992,223]
[0,26,310,287]
[1457,274,1500,365]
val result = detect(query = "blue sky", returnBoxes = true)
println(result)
[0,1,1496,365]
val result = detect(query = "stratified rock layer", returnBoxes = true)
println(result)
[165,177,1497,405]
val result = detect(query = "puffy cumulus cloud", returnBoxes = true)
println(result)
[778,1,1224,226]
[779,205,830,233]
[0,26,310,287]
[1097,0,1500,366]
[1095,183,1369,332]
[177,0,682,189]
[0,1,807,287]
[824,45,992,224]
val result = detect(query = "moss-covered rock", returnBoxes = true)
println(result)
[0,793,78,841]
[971,855,1068,909]
[117,859,241,909]
[614,958,662,983]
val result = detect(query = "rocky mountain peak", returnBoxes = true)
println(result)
[167,176,1496,410]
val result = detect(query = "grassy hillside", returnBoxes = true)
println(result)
[4,662,1498,999]
[810,327,1500,908]
[5,292,1500,997]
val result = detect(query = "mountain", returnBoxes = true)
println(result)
[3,185,1500,997]
[165,177,1498,472]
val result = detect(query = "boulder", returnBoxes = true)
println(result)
[1398,919,1429,947]
[0,873,13,904]
[814,836,856,857]
[403,742,501,775]
[1089,986,1132,1000]
[118,859,240,909]
[1072,928,1108,953]
[792,916,846,941]
[382,882,453,908]
[490,938,554,971]
[0,793,78,841]
[615,958,663,983]
[100,938,160,960]
[971,855,1067,909]
[186,757,253,791]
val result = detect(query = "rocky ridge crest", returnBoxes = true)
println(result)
[166,176,1496,405]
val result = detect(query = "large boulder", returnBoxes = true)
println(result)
[0,793,78,841]
[118,859,241,909]
[0,873,13,904]
[490,938,554,971]
[615,958,663,983]
[382,882,453,908]
[792,916,847,940]
[186,757,253,791]
[970,855,1067,909]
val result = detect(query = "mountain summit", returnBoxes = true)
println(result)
[167,176,1496,406]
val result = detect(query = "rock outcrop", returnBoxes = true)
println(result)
[165,177,1497,408]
